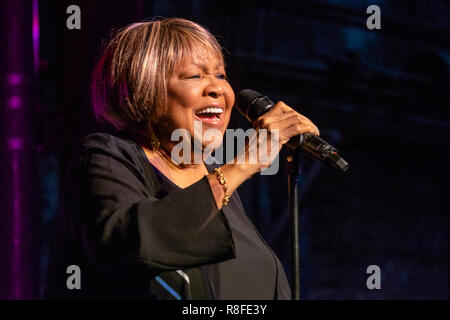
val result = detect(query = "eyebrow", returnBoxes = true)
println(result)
[192,62,225,70]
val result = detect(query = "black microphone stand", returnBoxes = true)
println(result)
[285,148,301,300]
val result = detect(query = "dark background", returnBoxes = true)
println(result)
[0,0,448,299]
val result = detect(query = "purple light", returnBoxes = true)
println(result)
[8,73,23,86]
[8,96,22,110]
[32,0,39,75]
[8,137,24,151]
[12,152,22,299]
[1,0,38,299]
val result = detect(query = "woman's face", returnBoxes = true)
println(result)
[159,52,235,155]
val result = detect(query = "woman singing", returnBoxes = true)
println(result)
[46,18,319,299]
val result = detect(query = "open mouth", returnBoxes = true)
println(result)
[194,107,224,126]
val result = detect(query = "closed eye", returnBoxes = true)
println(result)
[187,74,201,79]
[216,74,228,80]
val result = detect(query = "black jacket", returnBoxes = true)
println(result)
[45,133,291,299]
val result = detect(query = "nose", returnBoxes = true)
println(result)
[204,77,225,98]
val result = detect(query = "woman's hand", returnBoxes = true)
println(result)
[254,101,319,147]
[208,101,319,209]
[239,101,319,173]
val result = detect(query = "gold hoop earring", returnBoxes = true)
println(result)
[147,121,160,151]
[150,135,160,151]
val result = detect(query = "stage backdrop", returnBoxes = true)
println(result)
[0,0,448,299]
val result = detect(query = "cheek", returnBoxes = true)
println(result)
[170,110,195,133]
[224,88,235,121]
[161,105,195,141]
[166,93,195,119]
[225,86,235,110]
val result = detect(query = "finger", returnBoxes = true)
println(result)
[283,123,320,140]
[276,101,295,113]
[254,110,297,129]
[254,101,293,123]
[261,113,320,136]
[265,113,312,132]
[256,104,312,126]
[285,112,320,136]
[254,103,319,134]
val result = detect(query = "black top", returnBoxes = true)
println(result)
[45,133,291,300]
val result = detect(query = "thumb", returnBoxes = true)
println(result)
[254,101,293,124]
[267,101,293,115]
[276,101,295,113]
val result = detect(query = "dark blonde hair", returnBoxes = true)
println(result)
[91,18,224,145]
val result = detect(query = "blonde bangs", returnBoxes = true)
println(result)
[167,27,224,75]
[91,18,224,145]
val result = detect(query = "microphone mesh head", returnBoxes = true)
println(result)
[236,89,274,121]
[236,89,263,119]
